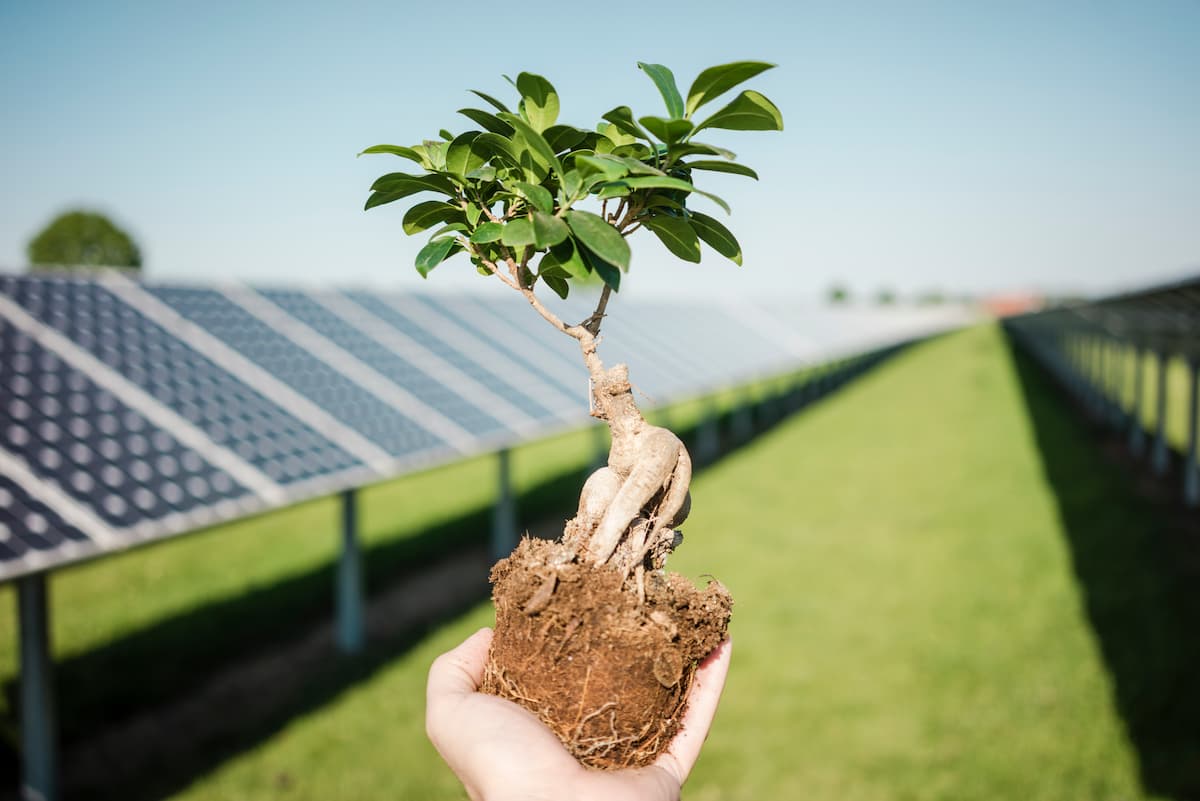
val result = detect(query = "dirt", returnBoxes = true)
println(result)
[482,537,732,769]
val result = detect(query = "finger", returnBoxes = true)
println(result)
[655,637,732,785]
[427,627,494,704]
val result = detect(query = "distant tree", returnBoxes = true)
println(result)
[827,283,851,304]
[27,210,142,270]
[875,287,897,305]
[916,289,946,306]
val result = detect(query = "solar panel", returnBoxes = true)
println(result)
[0,270,970,581]
[256,288,513,440]
[413,293,584,404]
[0,276,362,487]
[147,285,455,461]
[0,314,250,536]
[344,291,565,426]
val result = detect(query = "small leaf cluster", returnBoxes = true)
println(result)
[363,61,781,298]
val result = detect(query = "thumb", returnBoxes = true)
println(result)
[427,627,494,709]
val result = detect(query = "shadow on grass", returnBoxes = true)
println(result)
[1,343,912,800]
[1003,330,1200,800]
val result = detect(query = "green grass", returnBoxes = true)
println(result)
[159,325,1195,801]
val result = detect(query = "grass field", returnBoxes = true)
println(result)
[136,324,1196,801]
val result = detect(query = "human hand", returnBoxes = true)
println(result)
[426,627,732,801]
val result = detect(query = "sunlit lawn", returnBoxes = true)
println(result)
[162,325,1181,801]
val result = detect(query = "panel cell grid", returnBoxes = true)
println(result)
[1,318,248,528]
[147,287,446,459]
[412,293,583,403]
[259,290,507,438]
[0,475,90,563]
[0,276,361,484]
[346,292,559,422]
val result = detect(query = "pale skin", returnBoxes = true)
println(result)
[427,628,732,801]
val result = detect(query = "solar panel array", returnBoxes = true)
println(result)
[0,270,972,581]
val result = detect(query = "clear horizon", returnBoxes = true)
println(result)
[1,1,1197,301]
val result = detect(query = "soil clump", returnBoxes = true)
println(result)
[483,537,732,768]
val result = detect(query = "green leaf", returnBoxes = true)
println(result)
[370,172,456,196]
[684,160,759,179]
[601,107,650,141]
[438,129,455,141]
[592,153,665,176]
[500,218,536,247]
[547,238,591,279]
[643,194,686,211]
[689,211,742,265]
[686,61,775,117]
[612,176,732,214]
[471,133,521,170]
[499,113,563,177]
[541,272,569,299]
[516,72,559,132]
[457,108,514,135]
[597,122,637,149]
[445,131,484,178]
[358,144,424,165]
[470,221,504,243]
[565,210,629,271]
[364,190,405,211]
[531,210,569,248]
[544,124,588,153]
[560,169,584,202]
[511,181,554,214]
[574,155,628,182]
[643,214,701,262]
[415,237,459,277]
[470,89,510,113]
[595,183,631,200]
[637,62,685,119]
[403,201,463,235]
[422,139,449,171]
[638,115,694,144]
[692,90,783,134]
[466,165,498,182]
[669,142,738,160]
[578,243,621,290]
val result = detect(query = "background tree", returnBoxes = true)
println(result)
[875,287,897,305]
[27,210,142,270]
[827,283,851,304]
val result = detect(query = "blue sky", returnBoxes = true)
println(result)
[1,0,1197,300]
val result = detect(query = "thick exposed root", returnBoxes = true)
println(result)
[567,364,693,580]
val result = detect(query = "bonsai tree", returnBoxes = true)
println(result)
[363,61,781,769]
[27,210,142,270]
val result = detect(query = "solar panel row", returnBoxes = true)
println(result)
[0,270,971,581]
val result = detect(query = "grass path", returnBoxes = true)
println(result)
[161,324,1184,801]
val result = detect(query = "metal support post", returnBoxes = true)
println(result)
[491,448,518,560]
[336,489,364,654]
[18,573,57,801]
[1151,350,1170,476]
[1185,359,1199,508]
[1130,345,1146,456]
